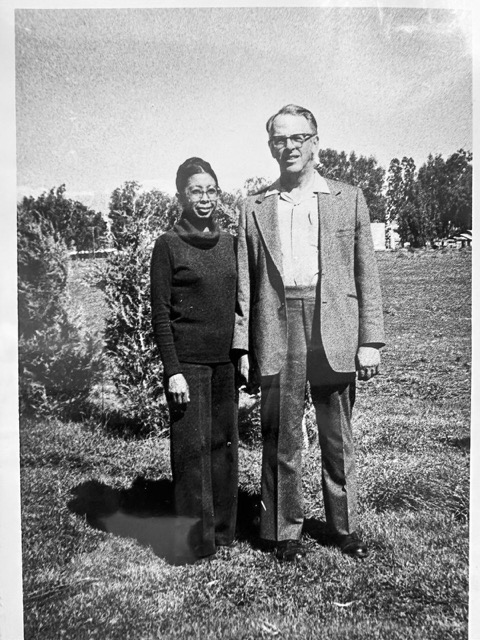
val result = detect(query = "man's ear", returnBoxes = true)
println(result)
[311,135,320,161]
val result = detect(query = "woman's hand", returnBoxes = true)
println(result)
[168,373,190,405]
[238,354,250,386]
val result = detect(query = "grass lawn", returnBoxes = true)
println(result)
[20,249,470,639]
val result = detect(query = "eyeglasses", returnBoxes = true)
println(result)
[269,133,317,150]
[186,187,219,201]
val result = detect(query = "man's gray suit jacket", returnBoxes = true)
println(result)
[232,177,385,376]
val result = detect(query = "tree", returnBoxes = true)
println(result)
[108,182,176,248]
[243,176,269,195]
[19,185,107,251]
[102,183,178,432]
[17,201,101,417]
[386,158,403,248]
[391,156,435,248]
[17,204,68,341]
[388,150,473,246]
[416,154,448,240]
[391,156,436,248]
[442,149,472,236]
[317,149,350,181]
[318,149,386,221]
[215,189,242,235]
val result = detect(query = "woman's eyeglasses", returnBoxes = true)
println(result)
[187,187,219,201]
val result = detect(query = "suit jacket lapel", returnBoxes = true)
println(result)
[317,191,334,235]
[252,193,284,277]
[318,180,341,271]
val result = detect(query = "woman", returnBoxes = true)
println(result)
[150,157,238,562]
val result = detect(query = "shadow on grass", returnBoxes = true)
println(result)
[67,478,265,564]
[235,489,261,545]
[439,435,470,452]
[302,517,331,546]
[67,477,198,565]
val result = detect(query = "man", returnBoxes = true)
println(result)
[233,104,385,562]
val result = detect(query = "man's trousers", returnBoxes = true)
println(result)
[169,361,238,558]
[260,292,358,541]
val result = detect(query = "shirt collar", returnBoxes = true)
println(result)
[264,171,330,198]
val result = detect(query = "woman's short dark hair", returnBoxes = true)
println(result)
[175,157,219,194]
[265,104,318,136]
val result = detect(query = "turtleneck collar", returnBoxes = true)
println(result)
[174,210,220,248]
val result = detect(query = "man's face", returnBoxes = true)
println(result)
[268,114,319,179]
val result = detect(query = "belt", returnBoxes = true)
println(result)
[284,285,317,300]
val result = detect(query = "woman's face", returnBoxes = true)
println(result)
[180,173,218,220]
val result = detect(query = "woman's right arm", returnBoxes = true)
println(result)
[150,236,189,403]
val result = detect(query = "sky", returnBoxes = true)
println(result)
[15,5,472,213]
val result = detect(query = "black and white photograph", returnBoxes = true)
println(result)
[1,1,476,638]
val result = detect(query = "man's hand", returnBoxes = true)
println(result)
[356,346,381,381]
[168,373,190,405]
[237,354,260,395]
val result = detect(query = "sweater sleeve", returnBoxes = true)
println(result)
[232,201,251,353]
[150,235,182,379]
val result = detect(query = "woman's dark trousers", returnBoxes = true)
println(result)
[169,361,238,558]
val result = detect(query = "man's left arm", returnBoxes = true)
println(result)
[354,188,386,380]
[232,200,254,387]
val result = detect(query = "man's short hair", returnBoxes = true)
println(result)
[266,104,318,136]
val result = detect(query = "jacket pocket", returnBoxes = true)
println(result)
[335,227,355,236]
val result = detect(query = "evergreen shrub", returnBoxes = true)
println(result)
[18,204,102,418]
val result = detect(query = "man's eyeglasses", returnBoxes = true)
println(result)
[269,133,317,150]
[187,187,219,201]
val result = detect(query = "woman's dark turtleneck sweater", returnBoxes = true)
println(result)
[173,210,220,247]
[150,211,237,379]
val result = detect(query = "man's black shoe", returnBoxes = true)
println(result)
[275,539,307,562]
[257,538,277,553]
[335,532,368,559]
[193,551,217,565]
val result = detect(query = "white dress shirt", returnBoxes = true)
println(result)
[264,172,330,287]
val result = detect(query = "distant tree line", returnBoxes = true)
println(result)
[317,148,472,247]
[18,147,472,254]
[386,150,472,247]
